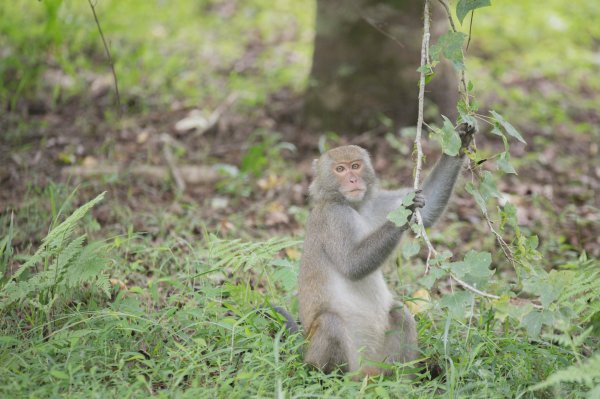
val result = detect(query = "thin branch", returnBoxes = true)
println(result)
[451,274,499,300]
[413,0,498,300]
[436,0,457,32]
[161,134,186,193]
[347,0,405,48]
[466,10,475,51]
[88,0,121,115]
[410,1,541,310]
[412,0,434,274]
[413,0,431,191]
[436,0,469,108]
[361,16,405,48]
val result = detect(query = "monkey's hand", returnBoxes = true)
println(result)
[407,190,426,213]
[457,122,477,154]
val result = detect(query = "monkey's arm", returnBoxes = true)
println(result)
[420,123,475,227]
[419,154,465,227]
[323,205,411,281]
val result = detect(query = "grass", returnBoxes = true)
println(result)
[0,0,315,110]
[0,186,595,398]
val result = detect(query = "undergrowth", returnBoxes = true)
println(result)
[0,190,598,398]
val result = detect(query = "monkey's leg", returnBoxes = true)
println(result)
[305,313,357,373]
[381,302,418,373]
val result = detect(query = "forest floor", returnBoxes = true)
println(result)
[1,83,599,257]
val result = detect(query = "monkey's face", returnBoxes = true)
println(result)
[332,159,368,202]
[309,145,377,204]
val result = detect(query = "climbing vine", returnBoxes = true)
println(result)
[388,0,600,347]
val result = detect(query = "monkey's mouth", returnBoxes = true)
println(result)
[344,188,366,197]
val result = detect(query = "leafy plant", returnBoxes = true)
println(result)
[0,192,111,324]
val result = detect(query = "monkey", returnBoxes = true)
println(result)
[297,123,475,378]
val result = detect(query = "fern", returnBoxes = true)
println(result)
[0,192,111,312]
[559,258,600,322]
[200,234,300,273]
[12,192,106,280]
[531,352,600,395]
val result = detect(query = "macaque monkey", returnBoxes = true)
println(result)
[298,123,475,378]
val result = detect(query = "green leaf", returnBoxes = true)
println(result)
[492,295,534,323]
[241,143,269,176]
[521,310,555,338]
[465,182,487,213]
[430,116,462,156]
[456,0,491,25]
[439,291,473,319]
[458,109,477,127]
[521,310,543,338]
[497,151,517,174]
[499,203,518,230]
[388,192,416,227]
[490,110,527,144]
[387,206,412,228]
[401,239,420,260]
[447,250,494,289]
[523,270,572,308]
[480,171,502,201]
[418,267,446,290]
[401,191,415,207]
[430,32,467,70]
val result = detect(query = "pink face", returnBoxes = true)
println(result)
[333,159,367,202]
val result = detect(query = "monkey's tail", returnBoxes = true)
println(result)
[270,306,300,334]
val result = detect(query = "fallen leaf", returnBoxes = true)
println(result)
[285,247,301,261]
[407,288,431,315]
[82,156,98,168]
[175,110,211,133]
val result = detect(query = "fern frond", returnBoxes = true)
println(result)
[1,192,110,311]
[12,192,106,280]
[65,241,111,297]
[531,352,600,391]
[0,270,55,309]
[42,192,105,250]
[200,236,300,273]
[56,235,86,271]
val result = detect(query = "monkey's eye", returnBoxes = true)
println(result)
[351,163,360,170]
[335,165,345,173]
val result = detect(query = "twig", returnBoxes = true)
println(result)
[436,0,469,108]
[361,16,405,48]
[410,1,541,310]
[88,0,121,115]
[413,1,497,300]
[412,0,434,274]
[199,93,238,136]
[347,0,405,48]
[466,10,475,51]
[413,0,431,191]
[452,275,499,300]
[61,164,220,184]
[161,134,186,192]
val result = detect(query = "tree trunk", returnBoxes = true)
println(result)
[304,0,458,135]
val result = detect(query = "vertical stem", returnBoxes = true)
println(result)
[413,0,430,191]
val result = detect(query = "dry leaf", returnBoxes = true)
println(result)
[285,247,301,261]
[407,288,431,315]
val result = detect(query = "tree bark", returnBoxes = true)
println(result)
[304,0,458,135]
